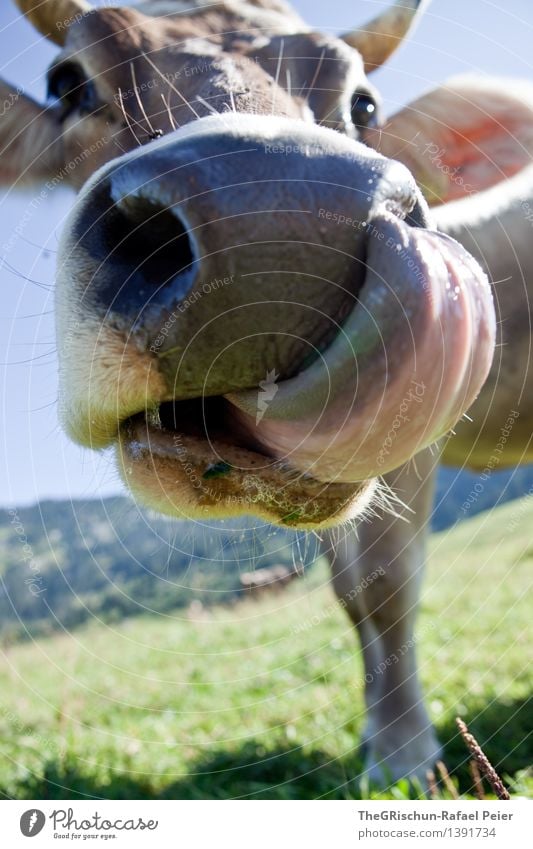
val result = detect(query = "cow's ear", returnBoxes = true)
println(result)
[364,76,533,205]
[0,81,64,187]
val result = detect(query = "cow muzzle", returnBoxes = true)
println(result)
[56,115,495,528]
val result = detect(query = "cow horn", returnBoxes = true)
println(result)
[14,0,93,45]
[341,0,429,72]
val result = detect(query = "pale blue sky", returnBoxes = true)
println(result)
[1,1,532,506]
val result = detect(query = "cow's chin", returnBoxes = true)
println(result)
[117,414,375,529]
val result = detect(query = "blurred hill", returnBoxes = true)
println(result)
[0,498,316,642]
[1,464,532,641]
[433,465,533,530]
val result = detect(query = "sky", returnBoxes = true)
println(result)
[1,0,532,507]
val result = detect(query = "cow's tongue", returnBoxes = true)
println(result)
[226,214,495,482]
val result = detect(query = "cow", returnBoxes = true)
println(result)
[239,562,303,597]
[1,0,530,787]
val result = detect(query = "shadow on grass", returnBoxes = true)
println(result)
[4,697,531,800]
[439,695,533,793]
[2,745,365,800]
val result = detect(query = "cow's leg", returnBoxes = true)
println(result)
[324,448,442,784]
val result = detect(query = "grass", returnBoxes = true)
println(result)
[0,496,532,799]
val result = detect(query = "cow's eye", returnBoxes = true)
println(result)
[47,63,96,117]
[350,90,378,130]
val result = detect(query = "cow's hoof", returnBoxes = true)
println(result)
[362,731,443,789]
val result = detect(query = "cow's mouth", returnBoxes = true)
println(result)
[223,214,497,487]
[115,212,495,529]
[118,396,373,529]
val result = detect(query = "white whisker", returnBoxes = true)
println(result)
[107,121,127,155]
[491,276,513,285]
[117,87,142,146]
[272,37,284,115]
[195,95,232,131]
[161,93,178,130]
[305,48,326,103]
[130,61,157,137]
[142,51,202,121]
[285,68,292,99]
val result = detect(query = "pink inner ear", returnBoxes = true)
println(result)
[364,79,533,207]
[436,116,533,201]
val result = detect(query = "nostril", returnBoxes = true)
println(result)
[405,196,430,230]
[369,163,430,233]
[106,195,196,296]
[370,160,421,224]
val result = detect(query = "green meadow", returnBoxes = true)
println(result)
[1,497,532,800]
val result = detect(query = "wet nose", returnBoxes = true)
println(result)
[61,115,424,398]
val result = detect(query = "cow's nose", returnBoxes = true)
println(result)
[80,186,199,317]
[61,115,425,399]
